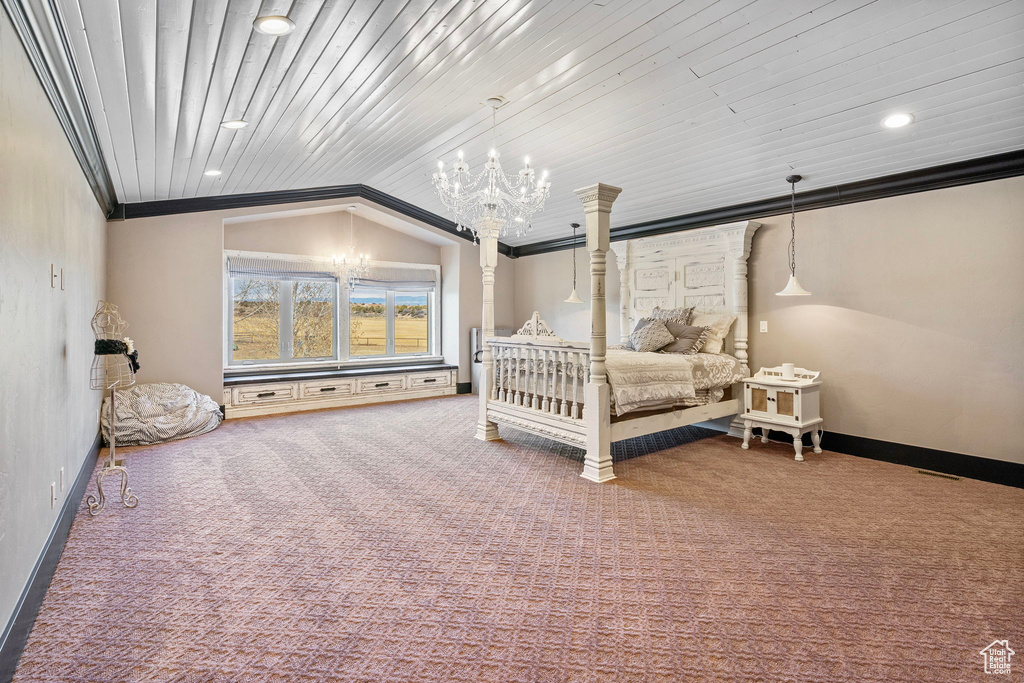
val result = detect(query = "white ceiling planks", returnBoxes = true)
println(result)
[59,0,1024,245]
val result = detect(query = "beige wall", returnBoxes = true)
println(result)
[0,12,107,636]
[748,177,1024,464]
[512,177,1024,464]
[513,246,620,343]
[107,200,514,399]
[224,211,442,266]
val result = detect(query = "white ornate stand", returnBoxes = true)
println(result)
[87,386,139,515]
[740,366,823,461]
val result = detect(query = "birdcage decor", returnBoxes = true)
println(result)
[87,300,139,515]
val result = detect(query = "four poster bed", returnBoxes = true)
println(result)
[475,184,760,482]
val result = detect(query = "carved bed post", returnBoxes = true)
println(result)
[476,229,500,441]
[614,241,631,345]
[574,183,622,483]
[724,222,760,438]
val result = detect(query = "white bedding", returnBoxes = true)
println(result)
[605,349,743,416]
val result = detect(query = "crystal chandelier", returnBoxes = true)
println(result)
[432,97,551,241]
[334,205,371,287]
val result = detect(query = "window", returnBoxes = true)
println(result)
[226,252,439,368]
[231,278,337,365]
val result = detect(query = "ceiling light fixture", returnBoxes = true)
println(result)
[776,174,811,297]
[253,15,295,36]
[221,119,248,130]
[204,170,222,177]
[333,206,370,288]
[564,222,584,304]
[432,96,551,241]
[882,112,914,129]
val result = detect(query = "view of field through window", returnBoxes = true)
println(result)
[232,278,280,361]
[292,281,335,358]
[350,289,430,355]
[233,278,429,363]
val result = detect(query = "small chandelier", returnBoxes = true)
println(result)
[334,205,370,288]
[432,97,551,241]
[776,174,811,297]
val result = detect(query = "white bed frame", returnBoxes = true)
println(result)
[476,183,760,482]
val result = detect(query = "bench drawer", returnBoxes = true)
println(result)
[232,383,298,405]
[357,375,407,394]
[409,372,451,389]
[299,379,354,400]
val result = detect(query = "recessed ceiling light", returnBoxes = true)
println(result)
[204,170,222,177]
[882,113,914,128]
[221,119,248,129]
[253,15,295,36]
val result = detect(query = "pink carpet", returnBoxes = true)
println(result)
[14,395,1023,682]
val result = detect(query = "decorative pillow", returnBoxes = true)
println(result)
[628,319,675,353]
[660,323,710,355]
[690,312,736,354]
[650,305,695,325]
[624,318,652,351]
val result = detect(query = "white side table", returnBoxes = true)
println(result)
[741,366,823,461]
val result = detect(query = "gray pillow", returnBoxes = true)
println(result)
[650,305,695,325]
[660,323,710,354]
[624,317,655,350]
[628,319,675,353]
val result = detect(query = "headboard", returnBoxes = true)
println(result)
[611,221,760,373]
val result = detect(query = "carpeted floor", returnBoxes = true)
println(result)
[14,395,1023,682]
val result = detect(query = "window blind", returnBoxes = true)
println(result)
[352,265,438,290]
[226,253,438,289]
[226,254,337,282]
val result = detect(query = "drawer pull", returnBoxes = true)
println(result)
[423,378,437,383]
[375,382,389,388]
[256,391,276,398]
[319,387,337,393]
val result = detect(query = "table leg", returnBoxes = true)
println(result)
[793,432,804,462]
[741,421,752,450]
[811,428,822,454]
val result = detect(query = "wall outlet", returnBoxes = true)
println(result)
[760,320,768,333]
[59,467,65,491]
[50,482,56,509]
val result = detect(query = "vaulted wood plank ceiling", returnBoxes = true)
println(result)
[59,0,1024,245]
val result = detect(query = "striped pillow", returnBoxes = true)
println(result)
[650,305,695,325]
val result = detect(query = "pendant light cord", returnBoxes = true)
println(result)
[571,223,578,288]
[787,178,797,276]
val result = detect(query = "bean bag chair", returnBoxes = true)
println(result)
[101,382,222,446]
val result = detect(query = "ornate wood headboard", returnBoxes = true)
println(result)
[612,221,760,373]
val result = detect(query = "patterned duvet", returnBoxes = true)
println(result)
[605,348,744,416]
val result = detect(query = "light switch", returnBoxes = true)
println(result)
[50,264,58,288]
[760,321,768,333]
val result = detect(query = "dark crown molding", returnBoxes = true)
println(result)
[1,0,117,215]
[512,148,1024,257]
[111,185,515,257]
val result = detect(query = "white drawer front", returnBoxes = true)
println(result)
[232,383,298,405]
[299,379,354,400]
[409,372,451,389]
[357,375,407,394]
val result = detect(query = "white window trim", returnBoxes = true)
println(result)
[224,250,442,372]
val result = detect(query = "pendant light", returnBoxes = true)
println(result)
[776,174,811,296]
[564,222,584,304]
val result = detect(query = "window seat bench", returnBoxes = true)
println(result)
[222,364,458,418]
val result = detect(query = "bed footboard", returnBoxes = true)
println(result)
[487,326,591,449]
